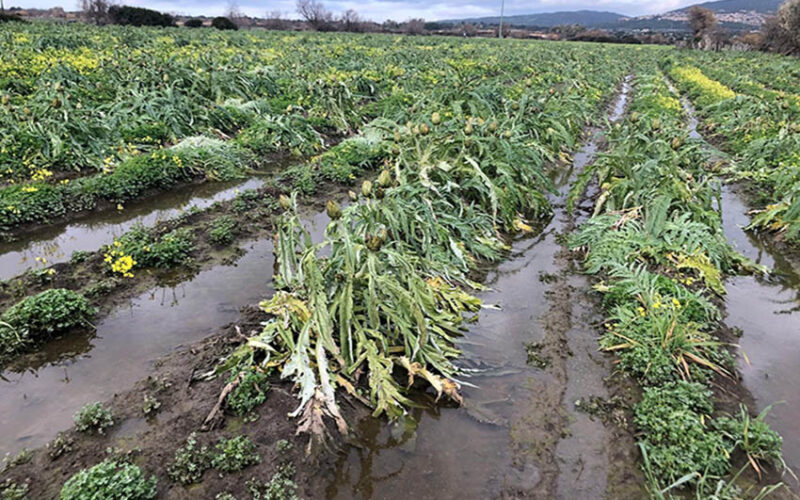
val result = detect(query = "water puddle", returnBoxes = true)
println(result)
[316,77,632,499]
[720,186,800,488]
[0,176,268,281]
[0,210,330,456]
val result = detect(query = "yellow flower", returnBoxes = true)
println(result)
[117,204,124,211]
[22,186,39,193]
[653,301,662,309]
[672,298,682,309]
[637,306,646,317]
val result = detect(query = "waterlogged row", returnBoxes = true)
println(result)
[210,46,629,434]
[0,128,392,363]
[569,66,785,496]
[666,54,800,247]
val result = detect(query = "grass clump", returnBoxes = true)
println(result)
[74,402,114,434]
[60,459,157,500]
[0,479,28,500]
[0,289,95,357]
[211,436,260,473]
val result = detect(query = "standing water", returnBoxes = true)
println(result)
[0,210,331,456]
[0,176,268,281]
[316,77,633,499]
[671,79,800,490]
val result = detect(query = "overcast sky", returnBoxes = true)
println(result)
[12,0,702,22]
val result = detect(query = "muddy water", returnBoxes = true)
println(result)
[0,177,268,281]
[720,186,800,488]
[0,210,330,456]
[316,78,632,500]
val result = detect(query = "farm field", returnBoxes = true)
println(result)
[2,21,800,499]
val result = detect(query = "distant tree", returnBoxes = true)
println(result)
[687,6,717,48]
[226,0,246,27]
[776,0,800,53]
[296,0,333,31]
[184,18,203,27]
[340,9,363,32]
[264,10,286,30]
[459,22,477,37]
[108,5,174,26]
[211,16,238,30]
[382,19,399,31]
[79,0,110,25]
[404,18,425,35]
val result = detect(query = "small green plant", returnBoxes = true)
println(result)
[0,479,28,500]
[60,459,157,500]
[2,449,31,471]
[209,215,238,245]
[716,405,785,477]
[0,289,95,357]
[48,432,74,460]
[215,494,237,500]
[107,224,195,272]
[211,435,260,473]
[275,439,293,455]
[226,369,270,419]
[167,432,210,485]
[74,402,114,434]
[246,463,298,500]
[142,394,161,416]
[69,251,92,265]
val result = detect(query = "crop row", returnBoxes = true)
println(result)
[666,59,800,247]
[211,44,629,433]
[570,64,785,496]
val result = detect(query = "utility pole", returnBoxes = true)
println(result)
[498,0,504,38]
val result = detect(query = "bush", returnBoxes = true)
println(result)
[74,402,114,434]
[0,289,95,356]
[60,459,157,500]
[104,224,195,276]
[184,18,204,28]
[108,5,175,27]
[211,16,238,30]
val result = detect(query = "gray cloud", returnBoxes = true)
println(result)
[13,0,700,22]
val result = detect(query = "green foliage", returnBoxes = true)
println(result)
[209,215,238,246]
[73,402,114,434]
[226,369,270,418]
[47,433,74,460]
[635,382,732,485]
[0,289,95,357]
[167,432,210,485]
[111,224,194,269]
[210,436,261,473]
[0,479,28,500]
[60,459,157,500]
[717,405,785,472]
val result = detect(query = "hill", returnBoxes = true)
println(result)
[439,10,628,28]
[671,0,783,14]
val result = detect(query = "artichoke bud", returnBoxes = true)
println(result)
[279,194,292,211]
[464,123,473,135]
[367,234,383,251]
[361,180,373,197]
[348,190,358,202]
[431,112,441,125]
[488,121,498,132]
[326,199,342,220]
[420,123,430,135]
[377,169,392,188]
